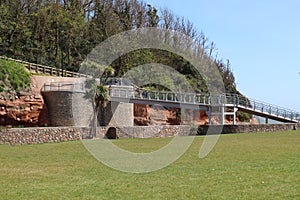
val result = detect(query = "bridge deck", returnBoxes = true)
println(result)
[109,87,300,124]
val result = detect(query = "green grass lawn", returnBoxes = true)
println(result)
[0,131,299,200]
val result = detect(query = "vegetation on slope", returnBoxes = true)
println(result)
[0,0,235,93]
[0,59,30,95]
[0,0,252,120]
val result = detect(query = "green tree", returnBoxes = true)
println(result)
[0,0,243,101]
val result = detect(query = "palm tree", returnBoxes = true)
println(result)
[84,65,115,138]
[102,66,115,84]
[91,84,110,138]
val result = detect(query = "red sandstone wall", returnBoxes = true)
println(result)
[134,104,210,126]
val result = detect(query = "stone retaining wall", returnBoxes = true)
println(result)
[114,126,193,138]
[198,123,300,135]
[0,124,299,145]
[0,127,88,145]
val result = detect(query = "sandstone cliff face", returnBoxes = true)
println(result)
[133,104,258,126]
[134,104,210,126]
[0,93,48,127]
[0,76,49,127]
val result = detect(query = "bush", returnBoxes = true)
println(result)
[0,59,30,94]
[237,111,253,122]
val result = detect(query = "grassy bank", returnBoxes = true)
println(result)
[0,131,299,199]
[0,59,30,94]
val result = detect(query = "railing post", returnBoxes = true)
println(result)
[140,90,143,98]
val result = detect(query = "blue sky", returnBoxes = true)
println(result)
[146,0,300,111]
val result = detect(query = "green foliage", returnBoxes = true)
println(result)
[113,49,208,93]
[237,111,253,122]
[0,59,30,93]
[92,84,110,108]
[0,0,244,97]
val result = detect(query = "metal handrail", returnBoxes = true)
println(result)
[110,89,217,105]
[226,94,300,122]
[43,82,85,92]
[110,88,300,122]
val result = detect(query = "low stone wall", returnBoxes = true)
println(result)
[0,126,194,145]
[0,124,299,145]
[198,123,300,135]
[0,127,87,145]
[114,126,193,138]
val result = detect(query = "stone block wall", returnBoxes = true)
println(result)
[198,123,300,135]
[114,125,193,138]
[0,124,299,145]
[42,91,93,127]
[99,102,134,127]
[42,91,134,128]
[0,127,86,145]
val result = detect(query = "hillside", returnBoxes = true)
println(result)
[0,0,253,126]
[0,0,237,94]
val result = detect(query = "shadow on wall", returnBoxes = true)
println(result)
[105,127,119,139]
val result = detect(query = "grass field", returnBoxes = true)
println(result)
[0,131,299,200]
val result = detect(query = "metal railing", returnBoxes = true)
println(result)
[110,88,300,123]
[43,82,85,92]
[226,94,300,122]
[0,56,88,78]
[109,88,216,105]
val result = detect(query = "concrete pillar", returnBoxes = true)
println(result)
[206,110,212,125]
[99,102,134,127]
[220,105,225,125]
[233,107,238,125]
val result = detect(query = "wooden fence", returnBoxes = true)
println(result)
[0,56,88,78]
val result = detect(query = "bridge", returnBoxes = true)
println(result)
[43,82,300,125]
[3,55,298,126]
[109,86,300,124]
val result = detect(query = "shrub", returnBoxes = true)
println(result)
[0,59,30,94]
[237,111,253,122]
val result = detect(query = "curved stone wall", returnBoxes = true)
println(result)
[42,91,93,127]
[42,91,133,127]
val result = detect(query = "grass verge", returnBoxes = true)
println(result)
[0,131,299,199]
